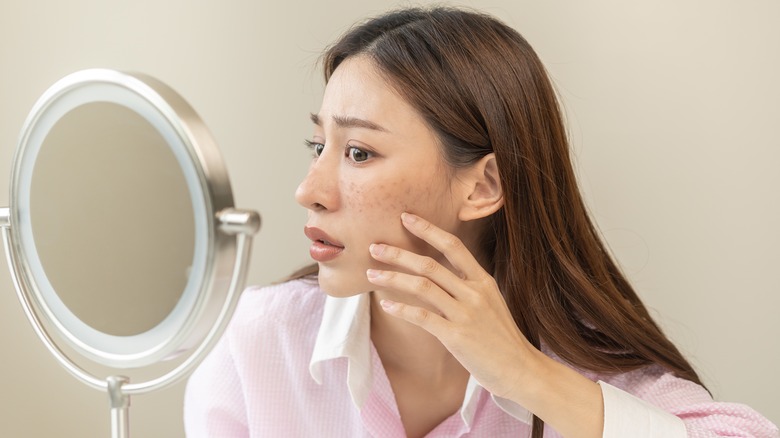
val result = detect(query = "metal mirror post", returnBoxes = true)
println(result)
[0,69,260,438]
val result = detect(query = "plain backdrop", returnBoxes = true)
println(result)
[0,0,777,436]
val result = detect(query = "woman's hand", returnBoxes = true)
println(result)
[366,212,604,438]
[365,211,536,400]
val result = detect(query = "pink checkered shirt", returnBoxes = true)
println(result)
[184,279,778,437]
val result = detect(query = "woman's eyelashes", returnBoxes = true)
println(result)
[304,139,325,158]
[304,139,374,164]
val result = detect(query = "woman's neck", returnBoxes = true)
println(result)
[369,289,470,438]
[369,290,467,382]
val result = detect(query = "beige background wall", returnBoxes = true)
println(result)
[0,0,777,436]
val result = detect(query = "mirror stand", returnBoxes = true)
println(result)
[1,207,260,438]
[108,376,130,438]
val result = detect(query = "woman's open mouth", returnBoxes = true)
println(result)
[304,226,345,262]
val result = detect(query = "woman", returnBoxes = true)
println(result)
[185,7,778,437]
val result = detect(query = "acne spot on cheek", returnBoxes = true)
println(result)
[347,181,366,213]
[382,182,407,214]
[345,178,436,218]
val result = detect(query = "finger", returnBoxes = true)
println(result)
[379,299,449,338]
[400,212,489,281]
[369,243,469,299]
[366,269,459,317]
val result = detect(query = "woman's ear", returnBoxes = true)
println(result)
[457,153,504,221]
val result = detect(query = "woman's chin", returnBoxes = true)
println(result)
[316,267,373,297]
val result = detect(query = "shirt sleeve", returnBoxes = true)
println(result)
[183,331,249,438]
[598,368,780,438]
[600,380,687,437]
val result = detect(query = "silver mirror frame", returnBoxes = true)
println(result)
[0,70,260,437]
[9,69,231,368]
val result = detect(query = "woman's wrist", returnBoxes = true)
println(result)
[505,348,605,438]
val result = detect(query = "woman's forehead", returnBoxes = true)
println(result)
[318,57,422,133]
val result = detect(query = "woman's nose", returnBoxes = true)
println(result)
[295,158,340,212]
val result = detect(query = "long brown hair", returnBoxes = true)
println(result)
[298,7,703,436]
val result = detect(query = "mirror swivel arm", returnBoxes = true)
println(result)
[217,208,261,235]
[0,207,9,228]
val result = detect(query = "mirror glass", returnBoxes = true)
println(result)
[30,101,195,336]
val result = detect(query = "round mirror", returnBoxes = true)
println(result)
[2,69,259,376]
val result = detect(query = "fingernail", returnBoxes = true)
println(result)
[369,243,385,256]
[380,299,395,311]
[401,212,418,224]
[366,269,381,279]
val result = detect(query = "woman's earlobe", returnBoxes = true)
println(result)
[458,153,504,221]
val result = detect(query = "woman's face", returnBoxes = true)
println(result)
[295,56,475,296]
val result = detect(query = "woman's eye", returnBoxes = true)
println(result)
[347,146,371,162]
[304,140,325,157]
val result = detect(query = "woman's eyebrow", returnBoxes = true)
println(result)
[309,113,389,133]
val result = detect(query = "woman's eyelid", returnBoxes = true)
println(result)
[346,139,379,155]
[311,132,325,143]
[345,143,376,163]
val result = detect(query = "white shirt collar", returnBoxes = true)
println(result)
[309,293,373,409]
[309,293,531,426]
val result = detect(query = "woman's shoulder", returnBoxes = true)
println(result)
[598,364,711,405]
[540,343,709,406]
[228,278,326,334]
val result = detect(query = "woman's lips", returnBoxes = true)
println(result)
[304,226,345,262]
[309,241,344,262]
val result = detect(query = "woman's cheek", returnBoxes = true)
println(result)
[345,179,412,237]
[345,178,410,216]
